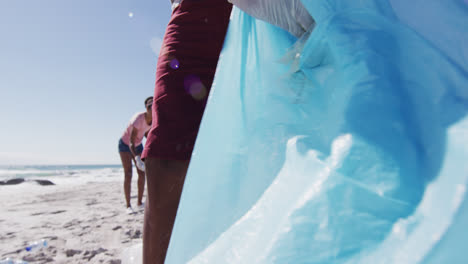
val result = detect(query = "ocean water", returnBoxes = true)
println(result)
[0,165,124,186]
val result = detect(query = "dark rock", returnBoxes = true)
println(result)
[0,178,25,185]
[34,179,55,186]
[0,178,55,186]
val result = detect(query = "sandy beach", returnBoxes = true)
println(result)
[0,179,144,263]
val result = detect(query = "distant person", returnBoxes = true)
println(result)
[141,0,313,263]
[119,96,153,214]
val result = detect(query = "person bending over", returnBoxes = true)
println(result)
[118,96,153,214]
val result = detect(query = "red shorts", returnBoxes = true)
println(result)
[142,0,232,160]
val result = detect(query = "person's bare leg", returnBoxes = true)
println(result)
[136,167,145,206]
[143,157,190,264]
[119,152,133,208]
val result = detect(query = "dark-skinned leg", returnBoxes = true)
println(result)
[136,167,145,206]
[119,151,133,208]
[143,157,190,264]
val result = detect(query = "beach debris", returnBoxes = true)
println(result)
[25,239,47,252]
[135,156,145,171]
[0,257,28,264]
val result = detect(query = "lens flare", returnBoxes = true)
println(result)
[184,75,207,100]
[170,58,180,69]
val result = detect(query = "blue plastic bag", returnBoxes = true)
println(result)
[166,1,468,263]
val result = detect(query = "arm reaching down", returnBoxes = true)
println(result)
[129,126,139,158]
[228,0,315,37]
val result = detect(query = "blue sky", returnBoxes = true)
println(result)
[0,0,171,165]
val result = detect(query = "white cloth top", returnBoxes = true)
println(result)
[171,0,182,10]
